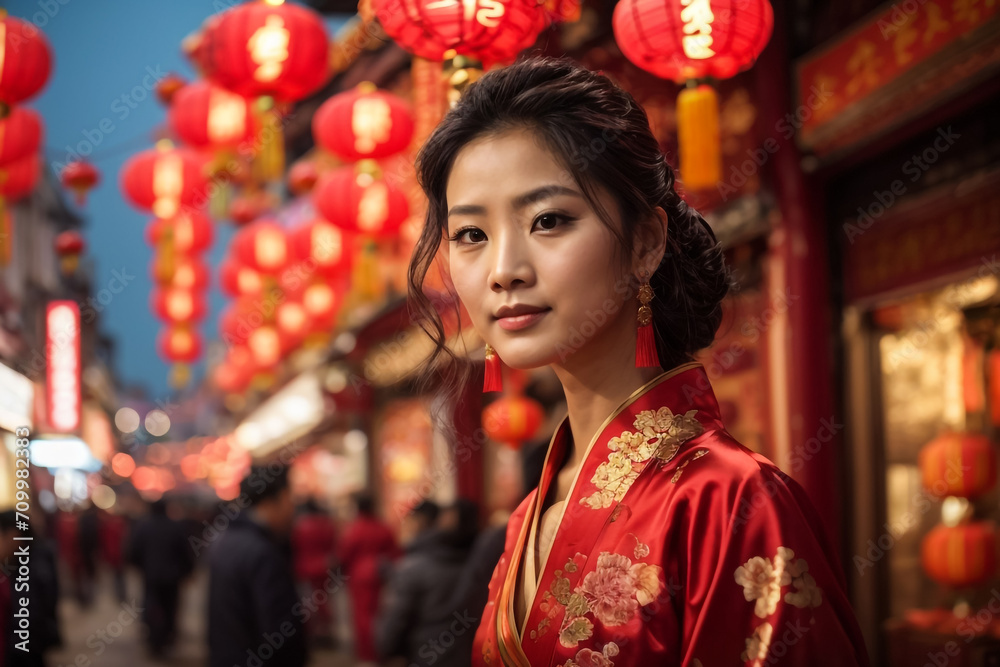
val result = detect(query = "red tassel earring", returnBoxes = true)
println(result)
[484,343,503,392]
[635,274,661,368]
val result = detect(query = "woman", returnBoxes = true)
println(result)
[408,57,869,667]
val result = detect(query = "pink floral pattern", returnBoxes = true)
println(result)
[560,642,620,667]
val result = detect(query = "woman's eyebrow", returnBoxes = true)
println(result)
[447,184,583,218]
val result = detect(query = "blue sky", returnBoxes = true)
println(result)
[6,0,350,402]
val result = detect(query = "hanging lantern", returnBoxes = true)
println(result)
[921,522,999,589]
[312,82,415,162]
[287,160,318,196]
[54,230,85,275]
[482,394,544,449]
[60,160,101,205]
[120,144,210,217]
[0,107,42,165]
[919,432,998,499]
[145,210,214,254]
[0,151,40,203]
[201,0,331,103]
[151,287,208,323]
[228,189,274,226]
[289,218,351,278]
[612,0,773,190]
[0,13,53,112]
[169,81,257,149]
[219,258,264,297]
[374,0,548,66]
[234,219,290,275]
[151,255,210,289]
[247,324,284,369]
[313,162,409,238]
[300,279,339,328]
[158,325,203,363]
[213,356,253,394]
[156,73,187,106]
[276,300,311,342]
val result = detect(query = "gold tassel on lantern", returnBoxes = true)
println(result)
[169,362,192,390]
[442,51,484,109]
[251,97,286,183]
[676,82,721,191]
[353,238,384,303]
[0,199,11,266]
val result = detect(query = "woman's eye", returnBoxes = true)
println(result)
[451,227,486,243]
[533,213,568,231]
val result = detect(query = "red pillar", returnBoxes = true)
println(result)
[753,0,841,549]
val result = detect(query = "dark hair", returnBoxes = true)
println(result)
[239,465,290,507]
[408,499,440,525]
[353,492,375,517]
[408,56,729,401]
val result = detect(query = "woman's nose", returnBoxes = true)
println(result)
[488,230,535,292]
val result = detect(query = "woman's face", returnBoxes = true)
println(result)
[445,128,636,371]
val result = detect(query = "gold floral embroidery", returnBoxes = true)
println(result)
[734,546,824,620]
[741,622,774,666]
[581,407,704,509]
[534,544,664,649]
[670,448,709,483]
[559,641,620,667]
[482,634,495,664]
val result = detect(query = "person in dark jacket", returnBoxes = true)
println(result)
[376,499,479,667]
[128,497,193,657]
[208,464,306,667]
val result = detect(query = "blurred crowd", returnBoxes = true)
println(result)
[0,450,547,667]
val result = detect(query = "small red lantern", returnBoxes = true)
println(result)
[213,356,253,393]
[151,255,210,289]
[276,300,311,341]
[234,220,290,275]
[921,522,999,588]
[920,432,998,499]
[300,280,339,327]
[201,0,331,103]
[0,151,40,202]
[156,73,187,106]
[145,210,214,254]
[287,160,318,196]
[290,218,351,278]
[54,230,85,275]
[220,258,264,297]
[0,14,53,109]
[60,160,101,205]
[120,145,210,217]
[0,107,42,165]
[158,325,203,363]
[169,81,256,149]
[482,394,544,448]
[375,0,548,66]
[312,83,414,162]
[313,164,409,238]
[152,287,208,323]
[228,190,274,226]
[247,324,284,369]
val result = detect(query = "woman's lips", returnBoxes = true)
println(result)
[495,308,551,331]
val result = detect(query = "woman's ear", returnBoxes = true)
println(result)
[632,206,669,276]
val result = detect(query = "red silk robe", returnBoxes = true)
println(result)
[474,363,870,666]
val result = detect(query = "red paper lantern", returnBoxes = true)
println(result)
[276,300,311,341]
[151,287,208,323]
[313,83,414,162]
[612,0,773,83]
[300,280,339,327]
[375,0,548,65]
[0,15,53,108]
[0,152,40,201]
[169,81,256,149]
[121,146,210,217]
[60,160,100,205]
[213,356,253,393]
[145,210,214,254]
[313,164,409,238]
[920,433,998,499]
[202,0,331,102]
[287,160,318,195]
[219,258,264,297]
[482,394,543,448]
[156,73,187,106]
[0,107,42,165]
[228,190,273,226]
[921,522,999,588]
[247,324,284,369]
[290,218,351,278]
[54,230,85,256]
[151,255,210,289]
[158,325,203,363]
[234,220,290,275]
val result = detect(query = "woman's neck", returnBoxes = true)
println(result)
[551,338,664,473]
